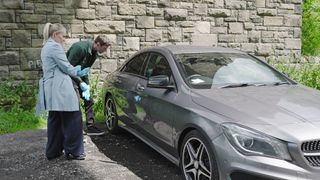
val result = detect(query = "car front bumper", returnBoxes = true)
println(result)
[212,135,320,180]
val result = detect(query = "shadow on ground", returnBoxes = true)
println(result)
[91,123,183,180]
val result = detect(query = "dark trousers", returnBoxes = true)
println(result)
[46,111,84,159]
[73,80,95,127]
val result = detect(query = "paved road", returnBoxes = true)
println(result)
[0,125,182,180]
[91,127,182,180]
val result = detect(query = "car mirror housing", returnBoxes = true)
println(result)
[147,75,175,89]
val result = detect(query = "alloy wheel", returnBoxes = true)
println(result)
[182,137,212,180]
[105,97,116,130]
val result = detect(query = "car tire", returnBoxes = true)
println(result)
[105,95,119,134]
[180,130,219,180]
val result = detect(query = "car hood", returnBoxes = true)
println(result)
[191,85,320,141]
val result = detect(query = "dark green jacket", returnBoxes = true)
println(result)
[66,40,97,84]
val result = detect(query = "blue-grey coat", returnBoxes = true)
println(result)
[36,38,79,115]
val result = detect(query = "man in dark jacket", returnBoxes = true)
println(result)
[66,35,111,136]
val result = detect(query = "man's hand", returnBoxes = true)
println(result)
[75,65,90,77]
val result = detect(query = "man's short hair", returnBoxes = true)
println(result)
[94,35,111,46]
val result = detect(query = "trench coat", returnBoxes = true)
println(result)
[36,38,79,116]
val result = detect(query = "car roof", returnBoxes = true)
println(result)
[142,45,247,55]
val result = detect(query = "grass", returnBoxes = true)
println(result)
[0,109,46,135]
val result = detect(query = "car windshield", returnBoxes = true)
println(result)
[174,53,290,89]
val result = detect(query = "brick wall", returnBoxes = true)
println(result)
[0,0,302,83]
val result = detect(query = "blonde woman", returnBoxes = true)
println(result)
[36,23,89,160]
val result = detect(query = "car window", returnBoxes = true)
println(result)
[122,53,148,76]
[144,53,175,84]
[145,53,171,77]
[175,53,289,89]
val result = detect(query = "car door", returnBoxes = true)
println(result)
[112,53,148,128]
[133,52,178,150]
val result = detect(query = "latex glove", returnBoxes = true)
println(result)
[79,82,89,91]
[75,65,90,77]
[82,89,91,101]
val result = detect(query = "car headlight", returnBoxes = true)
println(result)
[222,123,292,161]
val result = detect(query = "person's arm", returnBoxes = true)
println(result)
[67,44,87,84]
[51,43,78,76]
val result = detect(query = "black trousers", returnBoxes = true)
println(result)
[73,80,95,127]
[46,111,84,159]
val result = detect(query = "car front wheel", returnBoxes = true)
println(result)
[105,95,119,133]
[180,130,219,180]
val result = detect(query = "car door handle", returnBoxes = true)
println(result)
[136,83,145,92]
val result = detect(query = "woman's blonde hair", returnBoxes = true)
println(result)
[42,23,66,45]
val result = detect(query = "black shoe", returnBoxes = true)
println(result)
[66,153,86,160]
[47,152,64,160]
[86,125,105,136]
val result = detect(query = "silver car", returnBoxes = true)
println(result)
[102,45,320,180]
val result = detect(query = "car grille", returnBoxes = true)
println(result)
[301,140,320,167]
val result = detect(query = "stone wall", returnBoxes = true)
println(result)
[0,0,302,84]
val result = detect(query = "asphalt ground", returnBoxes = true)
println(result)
[0,123,182,180]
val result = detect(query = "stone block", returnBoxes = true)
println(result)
[96,6,112,18]
[155,20,170,27]
[123,37,140,51]
[0,51,19,65]
[136,16,155,29]
[241,43,256,52]
[0,10,14,22]
[264,17,283,26]
[238,10,250,22]
[218,34,235,43]
[0,30,11,37]
[12,30,31,48]
[0,0,23,9]
[47,15,61,23]
[65,0,88,8]
[146,8,163,16]
[146,29,162,42]
[101,59,118,73]
[0,66,9,73]
[0,38,4,50]
[191,34,217,46]
[285,39,301,49]
[54,8,75,15]
[132,29,145,37]
[244,23,254,30]
[177,21,194,27]
[194,4,208,15]
[76,9,95,19]
[20,48,42,70]
[256,0,266,8]
[35,3,54,14]
[211,27,227,34]
[164,8,188,21]
[257,8,277,16]
[32,39,43,47]
[228,23,243,34]
[85,21,125,34]
[208,9,231,17]
[214,0,225,8]
[248,31,261,43]
[195,21,211,34]
[167,27,182,42]
[71,24,84,34]
[21,14,46,23]
[284,15,301,27]
[255,44,273,56]
[118,4,146,15]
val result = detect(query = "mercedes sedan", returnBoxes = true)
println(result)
[102,45,320,180]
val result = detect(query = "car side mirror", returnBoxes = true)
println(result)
[147,75,175,89]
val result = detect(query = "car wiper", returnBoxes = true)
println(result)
[219,83,251,88]
[272,82,290,86]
